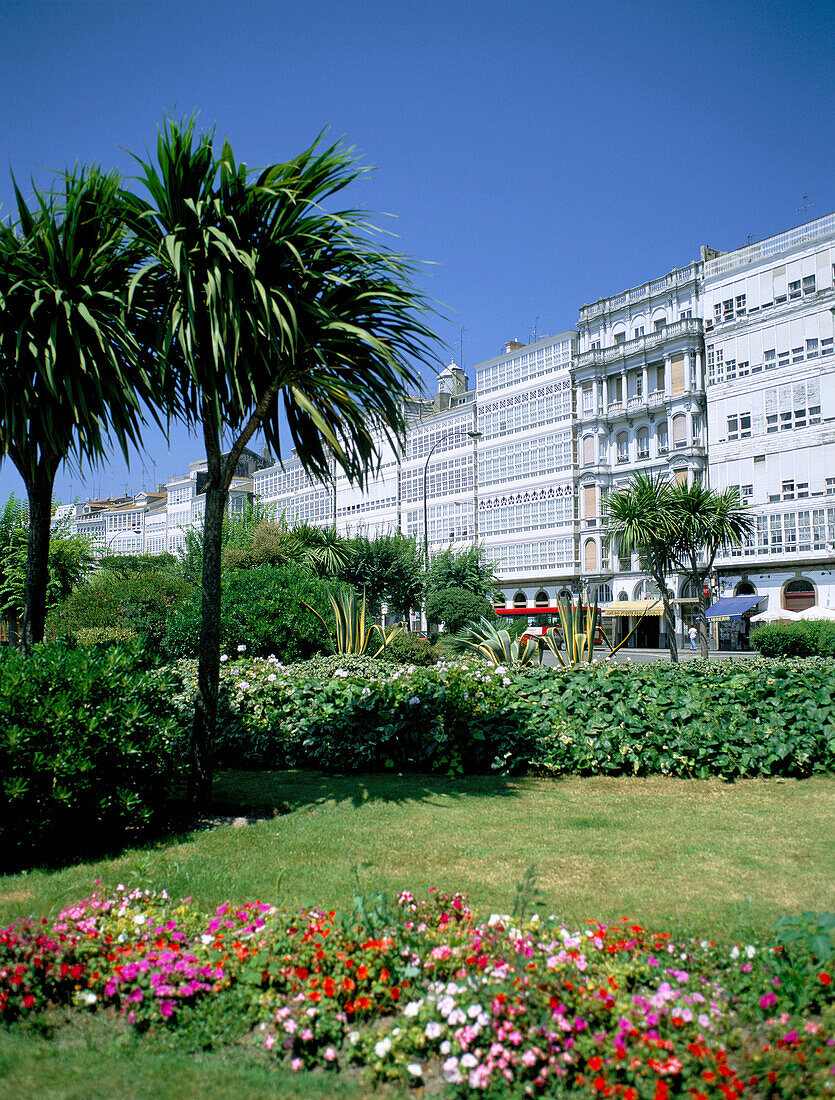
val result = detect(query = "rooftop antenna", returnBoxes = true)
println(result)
[796,192,817,219]
[459,326,468,368]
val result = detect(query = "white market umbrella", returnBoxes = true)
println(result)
[750,607,802,624]
[797,605,835,621]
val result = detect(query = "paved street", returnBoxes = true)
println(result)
[541,646,753,666]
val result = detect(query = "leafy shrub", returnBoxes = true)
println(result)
[751,621,835,658]
[164,564,336,662]
[520,657,835,779]
[47,568,192,658]
[0,643,178,868]
[377,631,438,666]
[425,587,496,633]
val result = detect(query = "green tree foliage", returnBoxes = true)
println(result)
[604,472,680,663]
[425,545,502,604]
[164,564,336,663]
[425,586,496,633]
[100,552,180,575]
[125,119,436,805]
[338,532,424,621]
[47,565,193,655]
[667,483,754,658]
[0,498,94,639]
[0,169,161,651]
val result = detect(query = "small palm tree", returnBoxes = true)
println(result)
[668,483,754,658]
[125,118,437,805]
[0,169,156,650]
[604,472,680,663]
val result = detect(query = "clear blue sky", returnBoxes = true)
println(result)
[2,0,833,505]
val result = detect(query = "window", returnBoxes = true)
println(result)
[636,428,649,459]
[777,349,789,367]
[583,485,597,521]
[740,484,753,503]
[738,360,750,377]
[792,346,804,364]
[714,303,722,324]
[803,274,816,295]
[727,413,751,441]
[764,349,776,369]
[636,373,643,398]
[582,435,595,466]
[634,326,644,338]
[680,308,692,319]
[616,432,629,463]
[806,338,818,358]
[783,480,795,501]
[789,280,801,300]
[735,294,746,315]
[591,340,601,350]
[723,299,734,320]
[822,337,834,356]
[725,358,737,380]
[672,415,687,448]
[674,468,688,486]
[614,332,626,345]
[671,354,686,394]
[706,345,715,385]
[584,539,598,572]
[654,319,665,332]
[657,421,668,454]
[582,384,593,412]
[797,482,809,499]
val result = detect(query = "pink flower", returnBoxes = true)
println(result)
[324,1046,337,1061]
[759,992,777,1009]
[290,1058,303,1071]
[264,1034,275,1051]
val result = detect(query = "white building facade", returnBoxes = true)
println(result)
[703,212,835,631]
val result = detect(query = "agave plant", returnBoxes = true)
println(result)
[540,592,653,668]
[458,617,542,667]
[303,587,403,656]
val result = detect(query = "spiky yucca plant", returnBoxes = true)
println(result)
[303,587,403,657]
[458,617,542,667]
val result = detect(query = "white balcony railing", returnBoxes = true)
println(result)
[576,318,704,369]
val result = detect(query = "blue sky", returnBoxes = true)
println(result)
[1,0,833,505]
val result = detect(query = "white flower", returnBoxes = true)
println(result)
[745,944,756,958]
[374,1037,392,1058]
[409,695,420,704]
[133,913,146,925]
[467,1003,483,1019]
[425,1021,442,1039]
[220,654,229,663]
[237,644,247,652]
[79,990,97,1005]
[239,681,250,690]
[267,673,277,682]
[460,1052,478,1069]
[201,933,214,945]
[440,1039,451,1054]
[407,1064,423,1077]
[348,1030,359,1044]
[730,945,740,959]
[403,999,423,1017]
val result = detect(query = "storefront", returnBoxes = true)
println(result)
[704,595,766,651]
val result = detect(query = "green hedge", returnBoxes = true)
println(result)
[751,621,835,657]
[163,564,335,662]
[0,643,178,869]
[166,655,835,780]
[519,658,835,778]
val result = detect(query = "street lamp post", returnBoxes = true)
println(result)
[422,430,482,571]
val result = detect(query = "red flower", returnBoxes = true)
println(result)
[593,1076,607,1093]
[379,968,390,983]
[623,1090,638,1100]
[22,995,35,1009]
[356,965,369,980]
[819,972,832,985]
[323,978,336,997]
[588,1056,603,1072]
[389,986,401,1001]
[342,977,355,993]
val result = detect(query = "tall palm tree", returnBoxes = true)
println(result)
[0,169,157,651]
[604,471,680,662]
[125,119,437,805]
[668,483,754,658]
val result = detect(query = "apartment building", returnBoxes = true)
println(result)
[703,212,835,632]
[53,210,835,640]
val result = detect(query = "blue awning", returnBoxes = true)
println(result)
[704,595,765,622]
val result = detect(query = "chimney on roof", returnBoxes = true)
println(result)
[505,339,525,355]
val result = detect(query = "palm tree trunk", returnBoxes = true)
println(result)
[697,576,711,659]
[188,461,227,810]
[20,465,56,653]
[660,588,679,664]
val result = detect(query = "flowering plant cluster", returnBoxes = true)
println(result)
[2,885,832,1096]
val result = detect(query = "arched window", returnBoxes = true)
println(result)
[636,426,650,459]
[582,435,595,466]
[616,431,629,464]
[513,591,528,608]
[735,581,756,596]
[672,415,687,448]
[584,538,598,572]
[673,467,688,486]
[583,483,596,521]
[783,578,815,611]
[618,591,629,601]
[595,583,613,604]
[493,594,508,609]
[657,420,668,453]
[534,590,549,607]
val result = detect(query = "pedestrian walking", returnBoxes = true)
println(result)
[688,625,697,651]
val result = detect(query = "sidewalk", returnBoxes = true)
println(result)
[542,646,752,666]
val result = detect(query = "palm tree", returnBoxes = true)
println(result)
[0,169,157,651]
[604,471,680,662]
[667,483,754,658]
[125,119,437,805]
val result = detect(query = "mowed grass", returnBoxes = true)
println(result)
[2,772,833,942]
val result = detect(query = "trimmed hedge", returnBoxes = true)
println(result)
[0,643,178,869]
[166,655,835,780]
[751,620,835,657]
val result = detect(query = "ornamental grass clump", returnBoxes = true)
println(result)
[1,885,832,1096]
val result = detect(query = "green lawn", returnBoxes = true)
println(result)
[2,772,833,941]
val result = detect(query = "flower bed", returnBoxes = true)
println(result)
[2,885,832,1096]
